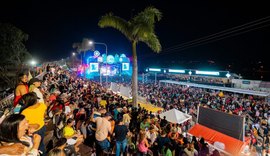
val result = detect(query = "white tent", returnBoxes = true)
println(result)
[159,108,192,124]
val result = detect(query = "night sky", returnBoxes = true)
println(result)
[1,1,269,80]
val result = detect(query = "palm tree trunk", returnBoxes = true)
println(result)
[132,41,138,107]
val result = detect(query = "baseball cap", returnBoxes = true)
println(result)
[29,78,42,85]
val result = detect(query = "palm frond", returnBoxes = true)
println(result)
[98,13,131,39]
[133,6,162,25]
[139,33,162,53]
[130,22,153,40]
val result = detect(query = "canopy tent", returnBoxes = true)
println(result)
[188,124,245,156]
[159,108,192,124]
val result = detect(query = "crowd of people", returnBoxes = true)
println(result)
[138,82,269,155]
[148,74,227,87]
[0,64,269,156]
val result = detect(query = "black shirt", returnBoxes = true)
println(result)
[114,124,128,141]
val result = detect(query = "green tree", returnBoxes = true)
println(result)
[72,38,95,54]
[98,7,162,106]
[0,23,31,88]
[72,38,95,65]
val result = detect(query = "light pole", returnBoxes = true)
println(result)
[30,60,37,77]
[72,52,76,68]
[154,73,157,84]
[226,72,231,87]
[188,70,192,82]
[89,41,108,86]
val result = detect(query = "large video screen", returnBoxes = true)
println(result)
[198,106,244,141]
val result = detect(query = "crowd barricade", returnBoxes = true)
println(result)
[119,85,131,98]
[110,82,119,93]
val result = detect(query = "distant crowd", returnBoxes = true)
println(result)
[0,64,269,156]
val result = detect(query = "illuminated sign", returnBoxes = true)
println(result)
[195,70,220,76]
[122,63,130,71]
[120,54,126,58]
[94,50,100,58]
[242,80,250,84]
[226,73,231,78]
[89,63,99,72]
[107,55,115,64]
[168,69,185,73]
[149,68,161,72]
[97,56,103,62]
[100,67,106,74]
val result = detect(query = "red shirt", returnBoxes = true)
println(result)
[14,84,29,107]
[51,104,63,111]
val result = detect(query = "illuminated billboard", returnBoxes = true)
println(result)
[149,68,161,72]
[168,69,185,73]
[89,63,99,72]
[122,63,130,71]
[195,70,220,76]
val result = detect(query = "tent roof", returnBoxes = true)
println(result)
[159,108,192,124]
[188,124,245,156]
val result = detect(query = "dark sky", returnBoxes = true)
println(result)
[1,0,269,79]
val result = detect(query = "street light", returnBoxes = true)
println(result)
[89,41,108,86]
[30,60,37,66]
[188,70,192,82]
[72,52,76,68]
[226,72,231,78]
[30,60,37,77]
[226,72,231,87]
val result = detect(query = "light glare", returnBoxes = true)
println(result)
[168,69,185,73]
[195,70,220,76]
[149,68,161,72]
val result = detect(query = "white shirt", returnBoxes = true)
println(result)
[33,88,44,103]
[65,105,71,115]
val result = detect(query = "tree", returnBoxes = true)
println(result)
[98,7,162,106]
[0,23,31,88]
[72,38,95,65]
[72,38,95,77]
[72,38,95,54]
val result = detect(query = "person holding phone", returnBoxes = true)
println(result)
[63,118,84,152]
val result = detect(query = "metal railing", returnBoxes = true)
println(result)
[0,72,46,110]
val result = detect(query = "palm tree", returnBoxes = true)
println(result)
[98,7,162,106]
